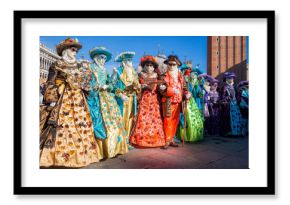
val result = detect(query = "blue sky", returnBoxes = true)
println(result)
[40,36,208,74]
[40,36,248,74]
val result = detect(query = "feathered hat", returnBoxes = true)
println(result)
[56,37,82,56]
[198,73,214,82]
[89,46,112,62]
[223,71,236,81]
[140,55,158,69]
[115,51,135,62]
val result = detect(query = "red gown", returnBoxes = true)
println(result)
[130,73,165,147]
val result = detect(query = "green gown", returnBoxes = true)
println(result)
[176,97,204,142]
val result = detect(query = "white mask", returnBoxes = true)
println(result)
[122,59,133,68]
[93,54,107,68]
[144,63,155,74]
[62,48,77,64]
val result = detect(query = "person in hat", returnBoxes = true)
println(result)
[130,55,166,147]
[176,66,204,143]
[188,68,204,114]
[112,51,141,147]
[200,74,212,119]
[40,38,100,168]
[86,46,128,159]
[237,81,249,137]
[207,77,221,136]
[220,72,243,137]
[158,55,192,149]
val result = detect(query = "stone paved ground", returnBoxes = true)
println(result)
[82,135,248,169]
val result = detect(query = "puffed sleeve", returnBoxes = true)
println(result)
[43,62,59,104]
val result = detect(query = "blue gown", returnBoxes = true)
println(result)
[86,63,128,158]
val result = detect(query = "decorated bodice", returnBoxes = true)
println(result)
[139,72,158,93]
[113,65,140,97]
[165,71,183,103]
[188,80,202,99]
[90,63,108,86]
[209,91,220,103]
[120,66,135,86]
[222,84,236,102]
[48,59,91,90]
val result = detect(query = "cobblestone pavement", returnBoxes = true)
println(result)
[82,135,248,169]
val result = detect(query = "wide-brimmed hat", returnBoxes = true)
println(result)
[223,72,236,81]
[164,55,182,67]
[115,51,135,62]
[210,77,219,85]
[89,46,112,62]
[56,37,82,56]
[198,74,213,82]
[140,55,158,69]
[237,80,249,88]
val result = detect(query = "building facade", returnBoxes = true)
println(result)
[207,36,248,83]
[39,42,61,84]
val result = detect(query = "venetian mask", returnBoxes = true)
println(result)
[67,46,77,59]
[144,63,155,74]
[62,47,77,63]
[226,77,234,85]
[211,83,218,91]
[167,60,178,71]
[204,80,211,92]
[122,59,133,68]
[94,54,107,67]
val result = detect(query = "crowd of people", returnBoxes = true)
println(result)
[39,37,249,168]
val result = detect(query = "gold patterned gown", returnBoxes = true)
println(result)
[40,59,101,168]
[87,63,128,158]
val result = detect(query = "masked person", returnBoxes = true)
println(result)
[199,74,212,135]
[112,51,141,148]
[176,65,204,142]
[237,81,249,137]
[86,46,128,159]
[40,38,100,168]
[158,55,191,149]
[189,68,204,115]
[207,77,221,136]
[130,55,166,147]
[220,72,243,137]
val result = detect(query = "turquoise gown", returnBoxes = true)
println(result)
[86,63,128,158]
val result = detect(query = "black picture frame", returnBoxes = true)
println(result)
[14,10,275,195]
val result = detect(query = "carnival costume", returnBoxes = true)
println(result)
[112,52,141,142]
[158,55,190,148]
[86,46,128,158]
[220,72,243,136]
[176,65,204,142]
[40,38,100,167]
[130,56,166,147]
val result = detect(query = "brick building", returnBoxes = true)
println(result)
[207,36,248,83]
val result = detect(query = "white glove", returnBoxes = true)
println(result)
[50,102,56,107]
[113,67,118,73]
[120,94,129,102]
[173,88,180,95]
[185,92,192,99]
[160,84,166,90]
